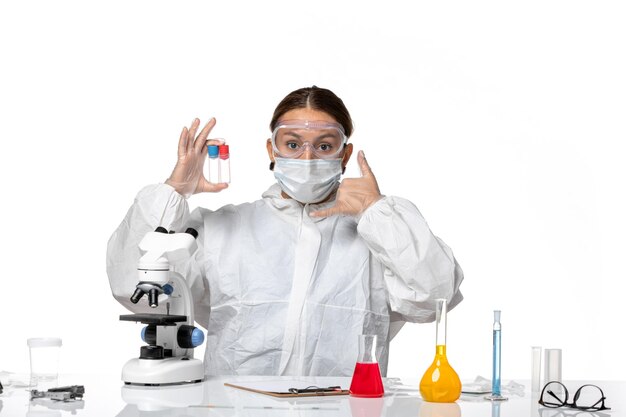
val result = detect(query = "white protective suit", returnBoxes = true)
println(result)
[107,183,464,377]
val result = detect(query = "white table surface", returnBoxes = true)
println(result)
[1,374,624,417]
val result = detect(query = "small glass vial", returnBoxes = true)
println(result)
[218,144,230,183]
[206,145,219,183]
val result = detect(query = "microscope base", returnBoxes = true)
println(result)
[122,357,204,386]
[121,381,204,412]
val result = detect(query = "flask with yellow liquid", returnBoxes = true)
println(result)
[419,298,462,402]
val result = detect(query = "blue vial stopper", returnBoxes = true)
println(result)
[208,145,219,158]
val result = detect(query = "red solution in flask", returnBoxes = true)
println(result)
[349,362,384,397]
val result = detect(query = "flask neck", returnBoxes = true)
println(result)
[357,335,378,363]
[436,344,447,356]
[435,299,448,346]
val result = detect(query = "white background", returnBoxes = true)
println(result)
[1,1,625,382]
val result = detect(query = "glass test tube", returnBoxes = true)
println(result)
[486,310,507,401]
[218,144,230,183]
[492,310,502,396]
[531,346,542,393]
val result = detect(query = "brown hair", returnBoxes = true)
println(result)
[270,86,354,137]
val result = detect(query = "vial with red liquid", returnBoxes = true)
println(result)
[349,334,384,397]
[216,144,230,183]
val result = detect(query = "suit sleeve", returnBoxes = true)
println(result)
[357,196,464,323]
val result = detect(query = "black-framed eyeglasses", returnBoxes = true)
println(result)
[539,381,611,412]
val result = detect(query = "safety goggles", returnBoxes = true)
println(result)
[271,120,348,159]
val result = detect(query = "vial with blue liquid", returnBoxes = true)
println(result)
[486,310,508,401]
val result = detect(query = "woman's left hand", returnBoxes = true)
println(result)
[310,150,382,218]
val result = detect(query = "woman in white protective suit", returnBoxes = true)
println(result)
[107,86,464,377]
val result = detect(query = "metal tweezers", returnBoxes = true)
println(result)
[30,385,85,402]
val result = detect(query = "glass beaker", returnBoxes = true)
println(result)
[27,337,62,387]
[349,335,384,398]
[419,299,461,402]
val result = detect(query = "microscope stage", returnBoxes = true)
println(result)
[119,313,188,325]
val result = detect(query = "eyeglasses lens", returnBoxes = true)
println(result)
[573,385,606,411]
[541,382,567,408]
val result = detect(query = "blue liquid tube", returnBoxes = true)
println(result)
[492,310,501,396]
[486,310,507,401]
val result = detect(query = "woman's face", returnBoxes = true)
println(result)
[266,108,353,163]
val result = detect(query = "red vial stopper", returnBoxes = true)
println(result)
[218,144,229,159]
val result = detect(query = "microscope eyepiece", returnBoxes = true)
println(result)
[148,288,159,308]
[130,288,145,304]
[185,228,199,239]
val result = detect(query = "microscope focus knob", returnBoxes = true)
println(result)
[162,284,174,295]
[141,325,157,345]
[177,325,205,349]
[140,345,164,360]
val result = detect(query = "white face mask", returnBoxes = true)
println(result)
[273,157,343,204]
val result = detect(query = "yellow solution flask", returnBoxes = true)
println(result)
[419,299,462,402]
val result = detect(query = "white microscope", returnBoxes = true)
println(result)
[119,227,205,386]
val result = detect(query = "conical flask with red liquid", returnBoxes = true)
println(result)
[349,335,384,397]
[419,299,462,402]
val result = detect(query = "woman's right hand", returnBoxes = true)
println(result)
[165,117,228,197]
